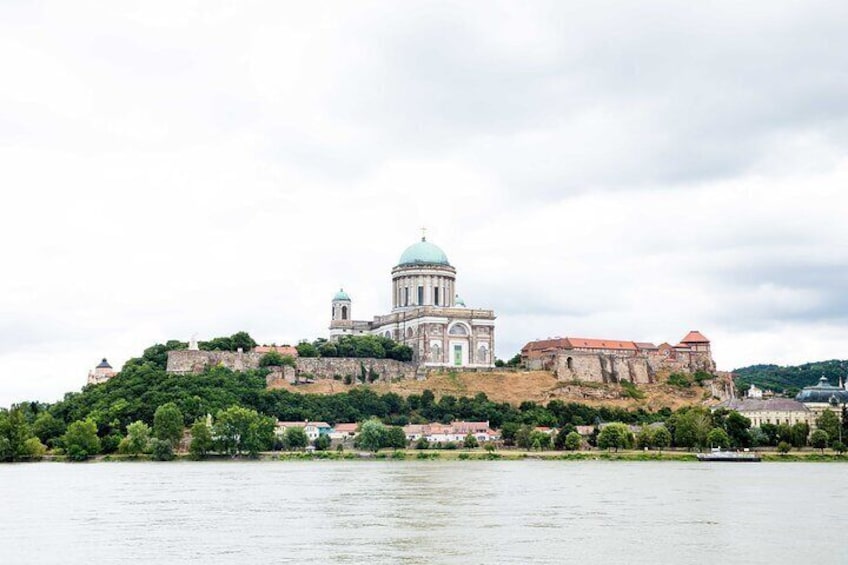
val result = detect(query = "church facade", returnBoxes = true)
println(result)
[329,236,496,368]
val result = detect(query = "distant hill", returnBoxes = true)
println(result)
[733,360,848,394]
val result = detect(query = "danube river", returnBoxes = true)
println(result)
[1,460,845,564]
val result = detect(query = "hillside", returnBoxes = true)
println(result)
[733,360,848,394]
[271,370,726,411]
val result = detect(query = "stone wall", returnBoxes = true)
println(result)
[166,350,266,374]
[295,357,416,382]
[166,350,417,383]
[554,352,652,384]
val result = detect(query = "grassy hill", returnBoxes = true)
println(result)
[732,359,848,394]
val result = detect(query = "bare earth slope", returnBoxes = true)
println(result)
[271,370,723,410]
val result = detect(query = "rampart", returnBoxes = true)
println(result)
[166,350,417,383]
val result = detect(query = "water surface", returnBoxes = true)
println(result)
[1,461,844,564]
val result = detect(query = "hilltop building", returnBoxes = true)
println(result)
[87,358,116,385]
[329,235,496,368]
[521,331,716,384]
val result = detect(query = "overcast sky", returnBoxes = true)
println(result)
[2,1,847,407]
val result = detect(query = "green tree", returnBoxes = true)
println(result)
[0,407,33,462]
[816,410,840,444]
[777,441,791,455]
[415,437,430,450]
[724,411,752,448]
[214,406,274,457]
[295,342,320,358]
[358,418,387,452]
[652,426,671,452]
[189,418,213,459]
[32,412,65,448]
[282,426,309,450]
[564,431,582,451]
[636,426,654,449]
[386,426,407,449]
[314,434,332,451]
[23,437,47,459]
[790,422,810,448]
[463,433,479,449]
[674,408,711,450]
[597,423,633,452]
[62,419,101,461]
[153,402,184,448]
[515,425,534,450]
[832,440,845,455]
[810,429,829,454]
[120,421,151,456]
[150,438,175,461]
[259,351,285,367]
[706,427,730,449]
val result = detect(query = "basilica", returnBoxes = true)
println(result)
[329,236,496,368]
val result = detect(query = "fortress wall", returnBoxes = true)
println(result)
[166,350,417,383]
[555,352,652,384]
[296,357,417,382]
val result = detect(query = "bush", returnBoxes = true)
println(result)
[463,433,479,449]
[564,431,582,451]
[620,380,645,400]
[415,437,430,450]
[314,434,332,451]
[667,373,693,388]
[777,441,792,455]
[24,437,47,459]
[150,438,175,461]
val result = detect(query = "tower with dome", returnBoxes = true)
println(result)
[329,235,496,368]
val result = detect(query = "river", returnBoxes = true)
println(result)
[0,460,845,564]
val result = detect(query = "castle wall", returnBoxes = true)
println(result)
[554,352,652,384]
[166,350,417,383]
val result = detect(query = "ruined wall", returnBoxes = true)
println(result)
[295,358,416,382]
[554,352,652,384]
[166,350,417,383]
[166,350,265,374]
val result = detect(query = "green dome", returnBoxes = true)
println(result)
[398,238,450,266]
[333,288,351,301]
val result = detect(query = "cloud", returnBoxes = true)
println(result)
[1,1,847,406]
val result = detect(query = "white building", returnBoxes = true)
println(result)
[329,235,496,368]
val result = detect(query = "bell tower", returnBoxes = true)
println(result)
[330,288,352,337]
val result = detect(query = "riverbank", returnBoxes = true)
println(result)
[20,448,848,463]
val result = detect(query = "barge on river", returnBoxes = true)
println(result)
[697,450,761,462]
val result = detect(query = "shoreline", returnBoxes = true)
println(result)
[11,449,848,464]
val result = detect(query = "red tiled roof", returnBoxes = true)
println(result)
[523,337,638,352]
[255,345,299,357]
[334,423,358,433]
[679,331,709,344]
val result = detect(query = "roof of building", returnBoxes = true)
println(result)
[334,423,359,433]
[96,358,112,369]
[679,330,710,344]
[333,288,351,301]
[794,376,848,404]
[398,237,451,267]
[522,337,640,353]
[254,345,299,357]
[717,398,810,412]
[634,342,658,350]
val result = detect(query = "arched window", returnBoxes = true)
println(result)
[341,306,348,320]
[430,343,441,362]
[384,331,391,339]
[448,324,469,336]
[567,357,573,370]
[406,327,413,339]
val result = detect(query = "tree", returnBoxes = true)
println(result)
[153,403,184,448]
[674,409,711,450]
[386,426,407,449]
[564,431,582,451]
[150,438,175,461]
[777,441,792,455]
[832,441,846,455]
[724,411,752,448]
[358,418,387,452]
[189,418,213,459]
[23,437,47,459]
[32,412,65,448]
[810,429,829,454]
[652,426,671,452]
[314,434,331,451]
[62,419,101,461]
[259,351,285,367]
[515,425,534,450]
[415,437,430,450]
[282,426,308,450]
[214,406,275,457]
[0,407,33,462]
[295,342,319,358]
[790,422,810,448]
[597,423,633,452]
[636,426,654,449]
[816,410,840,444]
[463,433,479,449]
[706,427,730,449]
[120,421,151,456]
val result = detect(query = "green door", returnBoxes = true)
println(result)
[454,345,462,366]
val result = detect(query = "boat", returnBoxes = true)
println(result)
[697,449,761,462]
